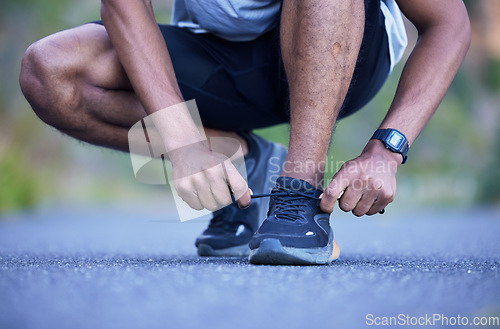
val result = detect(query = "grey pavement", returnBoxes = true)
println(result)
[0,204,499,329]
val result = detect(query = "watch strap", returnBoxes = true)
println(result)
[371,129,409,164]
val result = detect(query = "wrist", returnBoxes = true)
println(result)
[149,101,207,152]
[363,139,404,166]
[369,128,409,164]
[168,140,210,164]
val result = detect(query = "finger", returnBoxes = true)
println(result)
[173,178,204,210]
[206,165,233,207]
[337,190,345,199]
[180,192,204,211]
[366,198,387,216]
[320,172,350,213]
[368,185,395,215]
[236,189,251,209]
[352,180,380,216]
[193,175,220,211]
[352,193,377,217]
[338,186,362,213]
[224,161,251,209]
[210,184,233,208]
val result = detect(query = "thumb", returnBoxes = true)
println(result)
[320,172,349,213]
[224,160,251,209]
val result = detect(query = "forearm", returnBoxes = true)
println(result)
[322,0,471,215]
[101,0,205,150]
[379,25,470,145]
[378,1,471,146]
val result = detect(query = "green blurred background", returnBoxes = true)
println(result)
[1,0,499,214]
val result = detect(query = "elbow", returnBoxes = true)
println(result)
[462,18,472,53]
[100,0,119,23]
[101,0,152,23]
[450,2,472,55]
[416,3,472,55]
[456,5,472,54]
[100,0,112,23]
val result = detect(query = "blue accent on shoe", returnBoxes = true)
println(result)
[248,176,338,265]
[195,132,287,256]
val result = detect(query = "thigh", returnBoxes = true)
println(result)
[160,25,288,131]
[37,22,133,91]
[88,22,288,131]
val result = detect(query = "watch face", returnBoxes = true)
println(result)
[387,131,404,149]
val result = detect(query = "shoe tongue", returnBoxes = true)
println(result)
[275,176,323,197]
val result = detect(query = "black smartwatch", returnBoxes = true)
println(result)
[370,129,409,164]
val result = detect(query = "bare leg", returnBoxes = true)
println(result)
[280,0,365,188]
[19,23,247,154]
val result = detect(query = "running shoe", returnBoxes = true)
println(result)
[248,176,340,265]
[195,132,288,256]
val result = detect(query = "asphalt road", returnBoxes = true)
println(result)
[1,204,499,329]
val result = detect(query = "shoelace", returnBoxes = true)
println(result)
[251,187,320,221]
[230,187,385,216]
[254,192,385,215]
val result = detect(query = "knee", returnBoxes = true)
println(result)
[19,37,82,129]
[19,42,46,104]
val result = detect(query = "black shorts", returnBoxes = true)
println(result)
[93,0,390,132]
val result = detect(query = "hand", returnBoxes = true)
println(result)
[169,142,251,211]
[320,140,401,216]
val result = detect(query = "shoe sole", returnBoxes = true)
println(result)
[248,233,340,265]
[197,243,251,257]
